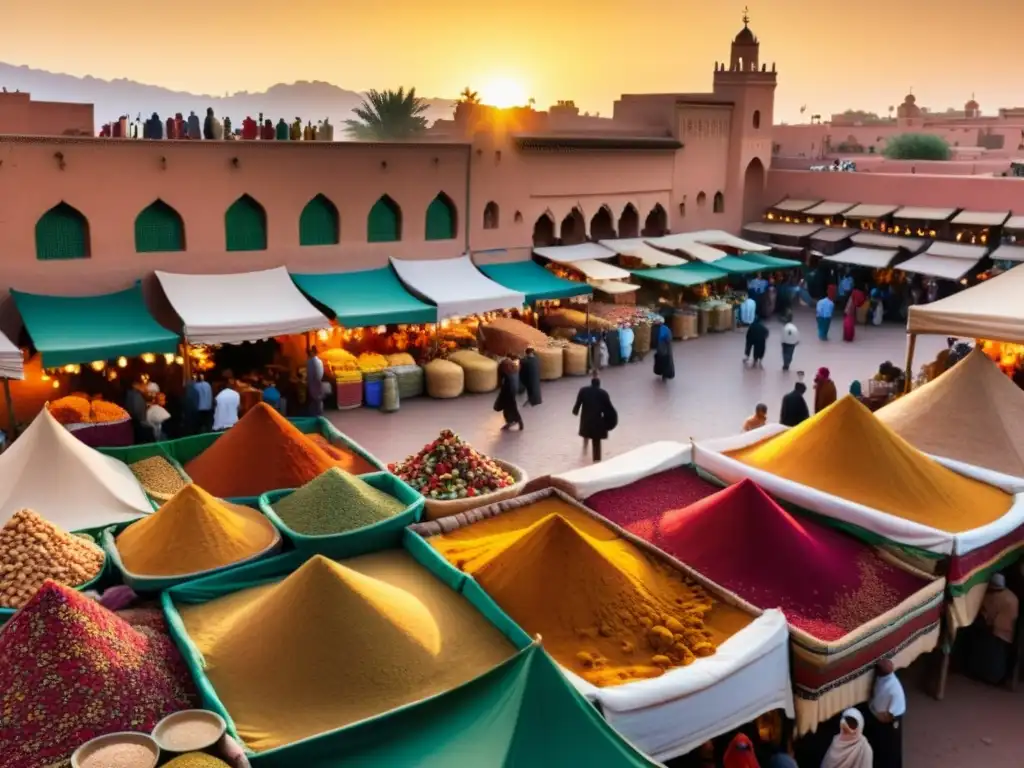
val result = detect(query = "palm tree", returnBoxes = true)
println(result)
[459,87,480,105]
[344,87,429,140]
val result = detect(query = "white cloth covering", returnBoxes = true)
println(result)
[390,255,525,319]
[0,330,23,380]
[156,267,329,345]
[566,610,794,762]
[213,388,241,431]
[550,441,692,499]
[533,243,617,263]
[0,409,151,529]
[821,709,873,768]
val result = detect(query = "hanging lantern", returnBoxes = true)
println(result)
[141,353,156,364]
[63,364,76,373]
[174,355,184,365]
[90,361,105,372]
[164,353,175,364]
[52,380,60,389]
[117,356,128,368]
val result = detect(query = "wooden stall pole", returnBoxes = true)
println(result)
[933,620,951,701]
[2,378,15,439]
[903,333,917,394]
[181,339,193,385]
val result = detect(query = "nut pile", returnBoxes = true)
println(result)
[130,455,188,500]
[0,509,105,609]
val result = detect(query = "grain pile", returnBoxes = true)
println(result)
[184,403,374,497]
[430,497,752,687]
[48,395,129,425]
[76,740,158,768]
[164,755,231,768]
[130,455,188,500]
[115,485,276,577]
[0,583,195,768]
[273,468,405,536]
[178,552,515,751]
[0,509,105,609]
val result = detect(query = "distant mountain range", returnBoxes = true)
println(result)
[0,62,457,134]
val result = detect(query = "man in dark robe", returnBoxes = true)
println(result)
[572,377,617,462]
[653,323,675,381]
[518,347,542,407]
[744,317,769,368]
[779,382,809,427]
[494,357,523,430]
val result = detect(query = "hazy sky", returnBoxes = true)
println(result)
[8,2,1024,122]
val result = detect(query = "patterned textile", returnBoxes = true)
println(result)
[0,582,196,768]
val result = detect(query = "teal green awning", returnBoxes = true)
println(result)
[477,260,592,304]
[708,255,765,275]
[11,282,179,368]
[291,268,437,327]
[736,252,803,269]
[249,644,660,768]
[632,262,730,288]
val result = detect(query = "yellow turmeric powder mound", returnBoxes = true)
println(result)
[115,485,277,576]
[726,396,1013,533]
[177,552,515,752]
[430,498,752,687]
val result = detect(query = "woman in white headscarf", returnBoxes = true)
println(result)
[821,709,873,768]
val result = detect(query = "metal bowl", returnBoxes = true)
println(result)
[151,708,227,753]
[71,731,159,768]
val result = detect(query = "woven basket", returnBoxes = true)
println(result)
[423,459,529,520]
[563,343,588,376]
[424,359,464,399]
[389,364,424,399]
[448,350,499,393]
[536,346,564,380]
[633,323,652,356]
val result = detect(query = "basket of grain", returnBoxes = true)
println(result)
[633,323,652,356]
[386,352,416,367]
[563,343,589,376]
[129,454,191,502]
[389,363,424,399]
[424,359,464,399]
[447,349,499,393]
[535,345,564,380]
[479,317,549,357]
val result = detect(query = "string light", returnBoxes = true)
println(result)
[117,356,128,368]
[317,329,329,342]
[90,361,105,372]
[174,355,184,365]
[141,353,156,364]
[52,380,59,389]
[40,374,50,382]
[164,353,175,364]
[63,364,76,373]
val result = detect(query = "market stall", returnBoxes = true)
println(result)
[681,230,771,253]
[824,247,900,270]
[736,252,803,269]
[740,222,824,248]
[764,198,821,222]
[809,227,856,256]
[895,241,988,283]
[630,263,732,338]
[950,210,1009,246]
[850,231,929,254]
[598,238,686,267]
[476,259,593,304]
[644,234,730,264]
[989,243,1024,265]
[842,203,900,232]
[907,263,1024,341]
[390,255,525,319]
[801,202,857,226]
[291,267,437,327]
[890,206,957,240]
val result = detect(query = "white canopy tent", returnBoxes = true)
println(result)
[598,238,686,266]
[824,247,899,269]
[533,243,617,264]
[908,266,1024,341]
[592,280,640,295]
[685,229,771,252]
[644,234,729,263]
[0,330,23,380]
[569,260,632,281]
[896,242,987,282]
[390,255,525,319]
[156,267,329,344]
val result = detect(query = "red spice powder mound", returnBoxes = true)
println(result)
[631,479,930,641]
[185,403,372,497]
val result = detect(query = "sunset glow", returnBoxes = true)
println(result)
[480,78,528,109]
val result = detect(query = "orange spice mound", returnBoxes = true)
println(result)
[185,403,369,498]
[48,396,129,425]
[306,433,376,476]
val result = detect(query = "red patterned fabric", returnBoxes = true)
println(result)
[0,582,195,768]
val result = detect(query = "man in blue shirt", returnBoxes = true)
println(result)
[838,272,854,298]
[816,295,835,340]
[193,374,213,432]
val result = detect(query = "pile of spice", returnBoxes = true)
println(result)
[430,497,752,687]
[48,395,129,425]
[178,552,514,751]
[0,509,105,609]
[184,403,375,497]
[164,755,231,768]
[116,485,277,577]
[130,455,188,500]
[305,432,376,475]
[273,468,405,536]
[628,479,930,641]
[726,395,1012,532]
[0,582,195,768]
[389,429,515,501]
[586,468,719,538]
[76,738,158,768]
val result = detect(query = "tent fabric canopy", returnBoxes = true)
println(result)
[156,268,329,345]
[850,232,929,253]
[599,238,686,266]
[804,202,856,216]
[923,241,987,260]
[824,247,899,269]
[990,245,1024,262]
[742,222,823,239]
[592,281,639,295]
[810,228,857,244]
[770,198,820,212]
[477,260,592,304]
[568,259,632,280]
[0,331,23,380]
[736,253,802,269]
[684,230,771,252]
[632,262,730,288]
[11,282,179,368]
[391,255,525,319]
[844,204,899,219]
[951,211,1009,227]
[533,243,616,264]
[877,349,1024,479]
[291,268,437,328]
[896,254,980,281]
[708,255,764,275]
[644,235,728,263]
[908,265,1024,341]
[892,206,957,222]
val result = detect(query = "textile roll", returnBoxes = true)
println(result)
[389,364,424,399]
[424,359,464,399]
[448,350,499,394]
[535,347,564,380]
[632,323,652,356]
[563,344,588,376]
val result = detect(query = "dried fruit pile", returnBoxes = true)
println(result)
[389,430,515,501]
[0,509,105,609]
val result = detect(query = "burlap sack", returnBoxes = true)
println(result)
[563,344,588,376]
[424,359,464,398]
[536,346,564,380]
[633,323,652,355]
[448,349,499,393]
[543,308,614,332]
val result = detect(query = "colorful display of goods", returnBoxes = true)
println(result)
[480,317,551,356]
[543,308,615,332]
[447,349,499,394]
[431,497,751,687]
[272,468,405,536]
[0,584,195,768]
[322,349,358,373]
[0,509,105,609]
[357,352,389,373]
[47,396,129,425]
[130,455,189,500]
[588,303,663,328]
[176,553,514,751]
[424,359,464,399]
[184,403,376,498]
[115,485,277,577]
[390,430,516,501]
[586,469,719,530]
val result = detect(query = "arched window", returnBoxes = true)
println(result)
[560,208,586,245]
[696,191,707,207]
[533,213,556,247]
[36,202,90,260]
[225,194,267,252]
[589,206,616,240]
[299,194,340,246]
[713,192,725,214]
[368,195,402,242]
[618,204,640,238]
[425,192,457,240]
[641,204,667,237]
[135,200,185,253]
[752,110,761,129]
[483,201,500,230]
[513,211,524,224]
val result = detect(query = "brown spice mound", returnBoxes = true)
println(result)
[185,404,370,497]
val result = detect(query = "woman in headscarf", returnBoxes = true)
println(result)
[653,322,675,381]
[724,733,761,768]
[814,367,838,413]
[494,356,524,431]
[821,709,873,768]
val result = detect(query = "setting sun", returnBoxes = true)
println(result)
[480,78,528,108]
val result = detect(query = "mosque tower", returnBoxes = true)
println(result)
[713,8,778,226]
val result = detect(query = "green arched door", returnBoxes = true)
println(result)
[225,195,267,251]
[135,200,185,252]
[425,193,456,240]
[299,195,340,246]
[367,196,401,242]
[36,203,90,260]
